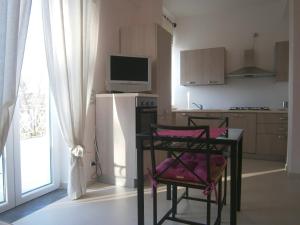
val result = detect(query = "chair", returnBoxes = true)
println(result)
[149,124,227,225]
[186,116,229,203]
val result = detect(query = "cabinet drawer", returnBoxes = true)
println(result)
[257,113,288,123]
[256,134,287,156]
[257,123,288,134]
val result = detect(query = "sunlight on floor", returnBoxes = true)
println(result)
[242,168,285,179]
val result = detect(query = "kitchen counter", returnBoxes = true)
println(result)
[172,109,288,114]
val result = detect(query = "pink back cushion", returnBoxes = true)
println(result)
[156,128,227,139]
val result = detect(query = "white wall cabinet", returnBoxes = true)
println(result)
[120,24,172,123]
[96,94,137,187]
[180,47,225,86]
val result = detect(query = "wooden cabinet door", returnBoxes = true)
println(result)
[256,113,288,160]
[175,112,189,126]
[225,113,256,154]
[275,41,289,82]
[120,25,156,59]
[180,50,204,85]
[256,134,287,160]
[156,25,172,116]
[180,47,225,85]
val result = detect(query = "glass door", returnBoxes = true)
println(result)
[0,145,15,213]
[0,0,60,211]
[13,0,59,205]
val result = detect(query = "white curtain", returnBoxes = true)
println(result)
[0,0,32,155]
[42,0,100,199]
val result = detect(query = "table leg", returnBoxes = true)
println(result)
[230,143,237,225]
[166,151,172,200]
[237,137,243,211]
[137,137,144,225]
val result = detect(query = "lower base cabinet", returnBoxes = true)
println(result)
[224,113,256,154]
[174,111,288,161]
[256,134,287,161]
[256,113,288,161]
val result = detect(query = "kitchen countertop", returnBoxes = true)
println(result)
[172,109,288,113]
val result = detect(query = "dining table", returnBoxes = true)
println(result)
[136,128,244,225]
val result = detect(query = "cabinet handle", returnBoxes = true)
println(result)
[208,80,219,84]
[186,81,196,84]
[277,127,286,131]
[278,135,287,139]
[279,117,288,121]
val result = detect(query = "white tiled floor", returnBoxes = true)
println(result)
[13,159,300,225]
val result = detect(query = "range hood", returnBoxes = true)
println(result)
[227,49,275,78]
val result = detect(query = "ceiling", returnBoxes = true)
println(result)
[163,0,287,18]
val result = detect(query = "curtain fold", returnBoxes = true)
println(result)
[42,0,100,199]
[0,0,32,155]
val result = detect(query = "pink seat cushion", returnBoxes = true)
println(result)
[156,155,226,183]
[156,128,227,139]
[156,129,205,138]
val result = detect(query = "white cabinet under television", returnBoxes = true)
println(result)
[95,93,157,188]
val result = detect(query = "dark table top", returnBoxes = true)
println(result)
[136,128,244,145]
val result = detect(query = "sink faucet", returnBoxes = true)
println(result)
[192,102,203,110]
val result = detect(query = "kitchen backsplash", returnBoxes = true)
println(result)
[172,77,288,110]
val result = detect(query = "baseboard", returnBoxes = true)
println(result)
[243,153,286,162]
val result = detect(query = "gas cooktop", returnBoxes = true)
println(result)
[229,107,270,111]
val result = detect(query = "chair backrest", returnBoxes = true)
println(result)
[188,116,229,138]
[150,124,214,185]
[188,116,228,129]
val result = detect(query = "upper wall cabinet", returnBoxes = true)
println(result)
[275,41,289,82]
[180,47,225,86]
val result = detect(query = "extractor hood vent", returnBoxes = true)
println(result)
[227,34,275,78]
[227,66,275,78]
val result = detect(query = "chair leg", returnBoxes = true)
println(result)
[217,179,223,225]
[224,164,227,205]
[153,187,157,225]
[172,185,177,217]
[185,187,189,197]
[207,192,211,225]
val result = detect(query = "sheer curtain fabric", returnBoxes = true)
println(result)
[0,0,31,155]
[42,0,99,199]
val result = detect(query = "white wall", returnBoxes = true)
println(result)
[287,0,300,174]
[172,1,289,110]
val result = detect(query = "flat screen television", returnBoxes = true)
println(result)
[106,54,151,93]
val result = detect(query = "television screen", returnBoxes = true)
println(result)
[107,54,151,92]
[110,55,149,82]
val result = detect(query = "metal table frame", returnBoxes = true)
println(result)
[136,128,244,225]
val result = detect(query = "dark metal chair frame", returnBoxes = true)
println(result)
[150,124,227,225]
[186,116,229,203]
